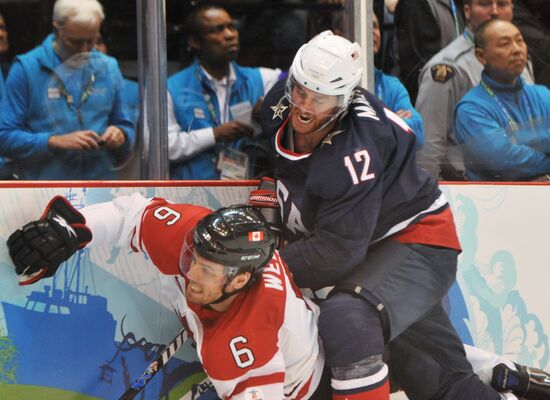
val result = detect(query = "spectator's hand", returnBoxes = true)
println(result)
[395,109,413,120]
[100,125,126,150]
[213,121,254,143]
[252,98,263,122]
[48,130,102,151]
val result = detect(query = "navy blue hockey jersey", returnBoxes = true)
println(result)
[260,80,459,289]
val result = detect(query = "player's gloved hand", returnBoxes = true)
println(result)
[7,195,92,286]
[249,177,285,248]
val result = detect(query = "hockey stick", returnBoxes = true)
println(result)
[118,327,190,400]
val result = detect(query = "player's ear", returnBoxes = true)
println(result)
[230,271,251,290]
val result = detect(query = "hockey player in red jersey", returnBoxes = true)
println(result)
[258,30,550,400]
[6,194,326,399]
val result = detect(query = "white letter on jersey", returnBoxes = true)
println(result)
[263,261,284,291]
[229,336,255,368]
[276,181,309,235]
[352,93,379,121]
[153,206,181,226]
[344,149,375,185]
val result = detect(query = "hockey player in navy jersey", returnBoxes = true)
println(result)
[258,30,522,400]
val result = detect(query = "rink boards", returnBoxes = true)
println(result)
[0,181,547,399]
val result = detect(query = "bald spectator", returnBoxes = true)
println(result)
[415,0,535,180]
[0,0,135,180]
[455,19,550,181]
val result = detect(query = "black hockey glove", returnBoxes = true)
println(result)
[7,195,92,286]
[248,176,285,248]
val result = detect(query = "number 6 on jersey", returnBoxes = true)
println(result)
[230,336,255,368]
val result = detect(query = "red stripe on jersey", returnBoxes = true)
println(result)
[230,372,285,398]
[294,373,314,399]
[275,117,311,160]
[333,380,389,400]
[392,207,461,251]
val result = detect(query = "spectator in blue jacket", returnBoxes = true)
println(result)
[0,0,135,180]
[455,19,550,181]
[0,11,15,179]
[372,13,424,147]
[167,2,281,180]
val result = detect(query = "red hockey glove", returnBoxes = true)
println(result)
[249,177,285,248]
[7,196,92,286]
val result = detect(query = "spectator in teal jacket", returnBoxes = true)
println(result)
[167,3,280,180]
[0,0,134,180]
[455,19,550,181]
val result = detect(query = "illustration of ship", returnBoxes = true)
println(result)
[0,188,209,399]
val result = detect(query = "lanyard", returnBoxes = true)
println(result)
[480,80,535,131]
[449,0,461,37]
[195,67,232,126]
[51,70,96,126]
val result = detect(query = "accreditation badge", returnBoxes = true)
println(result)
[217,147,249,180]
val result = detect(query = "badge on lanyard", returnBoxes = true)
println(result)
[194,108,206,119]
[217,147,250,180]
[48,87,61,99]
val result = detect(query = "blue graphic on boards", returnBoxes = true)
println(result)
[0,188,219,399]
[445,189,549,370]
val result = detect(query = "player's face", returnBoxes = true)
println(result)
[478,21,527,83]
[289,84,340,135]
[465,0,513,31]
[184,251,230,305]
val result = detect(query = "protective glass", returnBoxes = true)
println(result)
[179,241,237,286]
[285,77,345,117]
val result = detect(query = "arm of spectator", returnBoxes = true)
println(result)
[105,60,135,157]
[389,78,425,147]
[167,92,253,161]
[259,67,283,95]
[100,125,126,150]
[0,61,55,161]
[167,91,215,161]
[455,101,550,180]
[48,130,102,150]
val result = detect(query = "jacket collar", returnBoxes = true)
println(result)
[481,70,525,93]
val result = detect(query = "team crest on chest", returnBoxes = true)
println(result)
[270,98,288,120]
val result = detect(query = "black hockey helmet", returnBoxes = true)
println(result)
[181,205,276,286]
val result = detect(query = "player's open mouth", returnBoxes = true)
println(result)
[188,284,202,294]
[298,113,312,123]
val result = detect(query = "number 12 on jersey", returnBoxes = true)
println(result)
[344,149,375,185]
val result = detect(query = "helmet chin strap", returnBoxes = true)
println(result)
[206,273,259,306]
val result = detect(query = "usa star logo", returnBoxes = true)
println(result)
[270,99,288,120]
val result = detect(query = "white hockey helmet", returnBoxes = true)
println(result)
[288,30,363,106]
